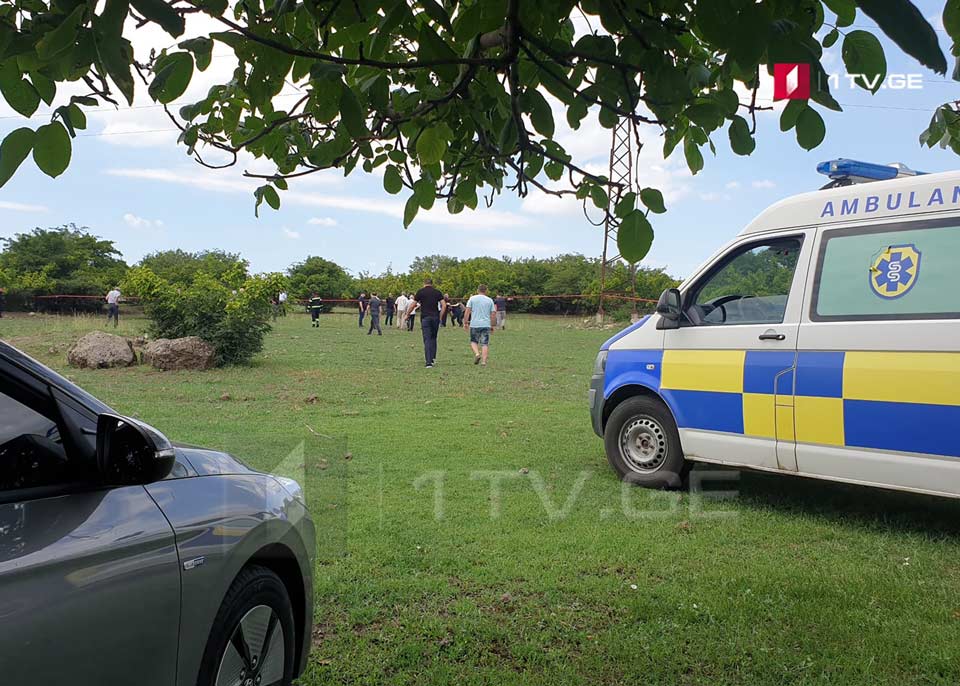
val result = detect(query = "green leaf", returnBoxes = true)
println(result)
[417,125,448,166]
[614,191,636,218]
[822,28,840,49]
[842,30,886,93]
[29,73,56,106]
[403,194,419,228]
[728,115,755,155]
[780,99,806,132]
[617,210,654,263]
[528,90,555,137]
[566,98,588,130]
[0,127,36,188]
[148,52,193,104]
[419,0,453,32]
[254,184,280,216]
[33,122,71,178]
[683,137,704,175]
[383,165,403,194]
[0,61,40,117]
[854,0,946,74]
[796,107,826,150]
[37,5,86,60]
[639,187,667,214]
[180,37,214,71]
[339,87,367,138]
[131,0,185,37]
[413,178,436,210]
[684,103,723,130]
[823,0,856,27]
[945,2,960,41]
[590,185,608,209]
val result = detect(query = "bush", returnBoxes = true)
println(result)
[124,267,283,366]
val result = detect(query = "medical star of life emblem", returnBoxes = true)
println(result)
[870,244,921,299]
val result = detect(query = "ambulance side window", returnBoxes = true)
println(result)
[688,237,803,326]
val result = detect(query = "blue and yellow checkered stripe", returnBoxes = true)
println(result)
[654,349,960,458]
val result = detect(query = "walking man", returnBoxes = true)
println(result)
[494,293,507,330]
[465,284,495,366]
[366,293,383,335]
[408,279,445,367]
[357,292,368,328]
[105,286,121,327]
[395,292,408,329]
[406,294,418,331]
[384,294,396,327]
[309,293,323,327]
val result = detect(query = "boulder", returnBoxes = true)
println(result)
[67,331,137,369]
[144,336,216,371]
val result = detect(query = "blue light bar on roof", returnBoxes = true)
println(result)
[817,158,925,182]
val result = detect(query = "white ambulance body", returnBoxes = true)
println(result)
[589,160,960,497]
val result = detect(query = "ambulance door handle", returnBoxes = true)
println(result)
[758,330,786,341]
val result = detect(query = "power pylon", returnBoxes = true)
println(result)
[597,117,636,321]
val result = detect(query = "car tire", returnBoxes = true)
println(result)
[604,395,689,488]
[197,565,296,686]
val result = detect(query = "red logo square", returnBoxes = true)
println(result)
[773,63,810,100]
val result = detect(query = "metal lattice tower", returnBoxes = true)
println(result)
[597,118,636,320]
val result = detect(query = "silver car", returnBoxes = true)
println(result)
[0,341,316,686]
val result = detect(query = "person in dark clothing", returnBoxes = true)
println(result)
[357,293,367,327]
[408,278,446,367]
[440,294,452,327]
[366,293,383,335]
[309,293,323,327]
[0,288,5,318]
[384,294,395,326]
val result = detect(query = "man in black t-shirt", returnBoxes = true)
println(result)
[408,278,446,367]
[357,292,367,328]
[384,294,396,327]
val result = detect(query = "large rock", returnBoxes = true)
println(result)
[144,336,216,371]
[67,331,137,369]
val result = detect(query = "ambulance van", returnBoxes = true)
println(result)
[589,159,960,497]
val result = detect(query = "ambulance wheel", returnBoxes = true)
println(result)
[604,395,688,488]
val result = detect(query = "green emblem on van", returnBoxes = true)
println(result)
[869,244,921,299]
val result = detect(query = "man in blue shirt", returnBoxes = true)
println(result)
[464,284,495,366]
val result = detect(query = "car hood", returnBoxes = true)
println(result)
[173,443,260,477]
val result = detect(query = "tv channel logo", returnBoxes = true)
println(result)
[773,63,810,100]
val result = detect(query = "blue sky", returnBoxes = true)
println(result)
[0,1,958,281]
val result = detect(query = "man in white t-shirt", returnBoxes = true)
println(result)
[105,287,121,327]
[395,293,409,329]
[278,290,288,316]
[464,284,495,366]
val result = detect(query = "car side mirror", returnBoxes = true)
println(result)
[96,414,175,486]
[656,288,682,329]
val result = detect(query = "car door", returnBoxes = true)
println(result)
[660,231,813,470]
[0,374,181,686]
[796,215,960,496]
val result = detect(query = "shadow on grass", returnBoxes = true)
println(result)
[695,465,960,538]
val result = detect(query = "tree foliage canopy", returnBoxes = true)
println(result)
[0,225,127,293]
[138,248,250,287]
[0,0,957,262]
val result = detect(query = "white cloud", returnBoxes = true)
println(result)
[699,192,730,202]
[752,179,776,189]
[308,217,338,227]
[105,166,535,230]
[122,212,164,229]
[475,238,561,255]
[724,181,741,190]
[0,201,48,212]
[283,228,301,239]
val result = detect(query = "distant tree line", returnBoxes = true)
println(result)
[0,225,680,318]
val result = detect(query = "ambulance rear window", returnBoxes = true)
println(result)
[812,219,960,321]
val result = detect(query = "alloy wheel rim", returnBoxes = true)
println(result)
[215,604,286,686]
[619,415,668,473]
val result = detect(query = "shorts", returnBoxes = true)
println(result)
[469,327,490,345]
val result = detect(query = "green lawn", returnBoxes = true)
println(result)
[4,312,960,685]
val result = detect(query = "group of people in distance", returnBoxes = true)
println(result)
[350,280,506,368]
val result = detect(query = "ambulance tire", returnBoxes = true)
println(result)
[604,395,689,489]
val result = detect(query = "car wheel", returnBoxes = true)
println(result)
[197,565,296,686]
[604,395,688,488]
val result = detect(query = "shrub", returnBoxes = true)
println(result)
[124,267,284,366]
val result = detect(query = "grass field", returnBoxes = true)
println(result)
[3,311,960,685]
